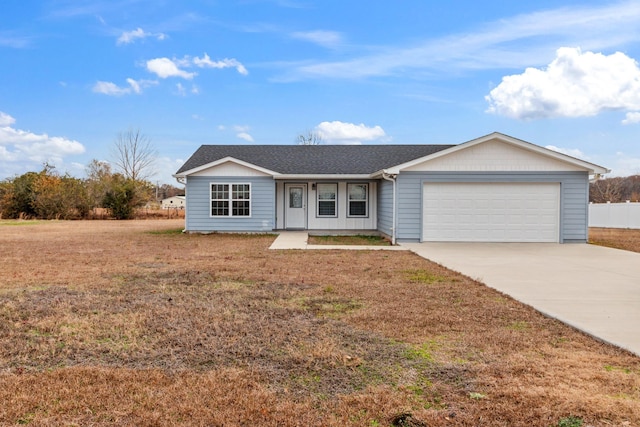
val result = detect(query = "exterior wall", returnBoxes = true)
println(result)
[275,180,378,230]
[404,139,585,172]
[395,171,590,243]
[377,178,394,238]
[184,176,275,232]
[589,202,640,229]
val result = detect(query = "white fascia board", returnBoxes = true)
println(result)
[274,174,371,180]
[175,156,281,177]
[389,131,610,174]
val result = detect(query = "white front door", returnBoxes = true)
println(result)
[285,184,307,229]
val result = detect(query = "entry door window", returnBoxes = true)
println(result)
[289,187,303,208]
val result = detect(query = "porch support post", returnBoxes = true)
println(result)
[382,171,397,245]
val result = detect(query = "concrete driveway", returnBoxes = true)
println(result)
[401,242,640,357]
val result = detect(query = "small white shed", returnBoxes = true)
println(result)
[162,195,185,209]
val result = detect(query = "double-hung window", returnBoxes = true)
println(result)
[348,183,368,217]
[316,183,337,217]
[211,183,251,217]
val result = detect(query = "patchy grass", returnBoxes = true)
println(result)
[589,227,640,253]
[0,220,638,426]
[308,234,391,246]
[0,220,44,226]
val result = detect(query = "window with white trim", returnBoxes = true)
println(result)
[316,183,337,217]
[348,183,368,217]
[211,183,251,217]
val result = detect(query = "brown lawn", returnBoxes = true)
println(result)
[0,220,638,426]
[590,227,640,253]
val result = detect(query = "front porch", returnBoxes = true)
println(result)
[268,231,406,251]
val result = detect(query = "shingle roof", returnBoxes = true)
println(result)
[175,144,456,175]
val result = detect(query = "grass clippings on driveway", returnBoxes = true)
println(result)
[0,220,638,426]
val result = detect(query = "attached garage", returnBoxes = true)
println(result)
[422,182,560,242]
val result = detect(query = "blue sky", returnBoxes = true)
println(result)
[2,0,640,185]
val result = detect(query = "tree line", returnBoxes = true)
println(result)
[0,129,183,220]
[590,175,640,203]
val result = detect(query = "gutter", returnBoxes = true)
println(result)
[382,171,397,245]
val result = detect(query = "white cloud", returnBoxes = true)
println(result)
[117,27,167,45]
[291,30,342,48]
[281,2,640,81]
[545,145,589,160]
[593,152,640,177]
[93,81,129,96]
[236,132,254,142]
[315,121,386,144]
[232,125,254,142]
[155,156,186,186]
[486,47,640,120]
[0,111,86,178]
[92,78,157,96]
[175,83,187,96]
[146,57,196,79]
[622,112,640,125]
[193,53,248,75]
[0,112,16,126]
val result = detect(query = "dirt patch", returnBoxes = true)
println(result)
[0,220,638,426]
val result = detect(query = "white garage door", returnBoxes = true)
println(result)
[422,182,560,242]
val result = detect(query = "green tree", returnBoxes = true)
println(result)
[0,171,40,218]
[102,175,141,219]
[85,159,114,209]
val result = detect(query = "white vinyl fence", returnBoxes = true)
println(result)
[589,202,640,229]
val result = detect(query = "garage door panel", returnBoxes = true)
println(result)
[423,183,559,242]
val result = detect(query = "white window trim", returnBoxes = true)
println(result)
[210,182,252,218]
[316,182,338,218]
[347,183,369,218]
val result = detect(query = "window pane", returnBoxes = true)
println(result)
[349,184,367,200]
[349,201,366,216]
[318,201,336,216]
[317,184,336,200]
[211,184,229,200]
[232,184,250,200]
[232,200,250,216]
[211,200,229,216]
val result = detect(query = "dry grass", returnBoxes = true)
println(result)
[0,220,638,426]
[590,227,640,253]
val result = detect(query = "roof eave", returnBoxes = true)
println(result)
[274,174,373,180]
[175,156,281,177]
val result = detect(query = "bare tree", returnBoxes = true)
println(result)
[111,128,157,182]
[296,130,324,145]
[590,177,625,203]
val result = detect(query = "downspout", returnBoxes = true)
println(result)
[382,171,397,245]
[175,176,187,231]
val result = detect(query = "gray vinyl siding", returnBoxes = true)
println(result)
[377,179,393,238]
[185,176,275,232]
[395,171,590,243]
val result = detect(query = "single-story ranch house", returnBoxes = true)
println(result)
[173,132,609,243]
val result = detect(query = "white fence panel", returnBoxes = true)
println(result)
[589,202,640,229]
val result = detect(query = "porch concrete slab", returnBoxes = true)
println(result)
[401,242,640,357]
[269,231,308,250]
[269,232,408,251]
